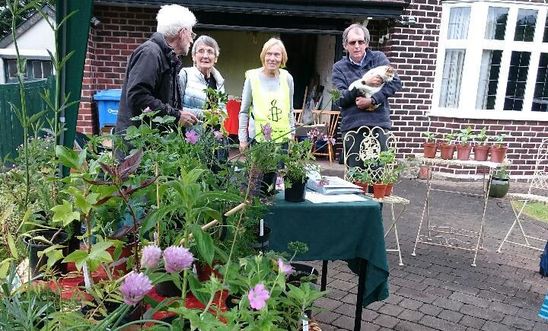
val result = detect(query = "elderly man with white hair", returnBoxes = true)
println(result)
[115,4,199,138]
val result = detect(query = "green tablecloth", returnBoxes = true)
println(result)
[265,192,389,306]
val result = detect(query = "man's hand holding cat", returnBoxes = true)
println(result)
[355,96,375,111]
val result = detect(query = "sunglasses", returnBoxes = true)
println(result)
[347,40,366,46]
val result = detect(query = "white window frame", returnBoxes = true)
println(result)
[431,0,548,121]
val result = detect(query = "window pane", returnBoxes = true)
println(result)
[5,59,17,80]
[477,50,502,109]
[439,49,466,107]
[485,7,508,40]
[42,61,53,77]
[514,9,537,42]
[532,53,548,112]
[504,51,530,111]
[32,61,42,79]
[447,7,470,40]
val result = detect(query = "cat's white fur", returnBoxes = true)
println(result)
[348,65,395,99]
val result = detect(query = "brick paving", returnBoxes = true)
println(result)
[306,161,548,330]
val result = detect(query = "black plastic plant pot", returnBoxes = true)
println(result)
[284,178,307,202]
[260,171,278,196]
[23,229,69,278]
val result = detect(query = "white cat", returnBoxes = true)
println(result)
[348,65,395,107]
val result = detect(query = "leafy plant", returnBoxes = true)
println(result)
[492,133,507,147]
[492,165,509,180]
[456,127,473,145]
[423,131,437,143]
[282,140,317,187]
[441,132,455,145]
[347,167,372,184]
[474,127,489,145]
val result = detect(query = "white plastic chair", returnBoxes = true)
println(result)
[497,139,548,253]
[343,126,409,265]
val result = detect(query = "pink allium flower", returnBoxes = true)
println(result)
[261,123,272,141]
[248,283,270,310]
[277,258,294,275]
[185,130,200,144]
[141,244,162,269]
[213,130,224,141]
[163,246,194,273]
[119,272,153,305]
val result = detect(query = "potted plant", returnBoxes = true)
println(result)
[456,127,473,160]
[422,131,437,158]
[490,133,508,163]
[370,149,396,198]
[439,133,456,160]
[489,165,510,198]
[347,167,371,193]
[473,127,490,161]
[282,140,316,202]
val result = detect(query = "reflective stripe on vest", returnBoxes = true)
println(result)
[248,69,291,142]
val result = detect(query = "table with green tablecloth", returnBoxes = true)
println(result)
[264,192,389,331]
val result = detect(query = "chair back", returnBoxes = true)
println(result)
[343,126,399,183]
[528,139,548,196]
[312,110,340,139]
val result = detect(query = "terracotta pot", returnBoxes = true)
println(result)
[385,183,393,196]
[440,144,455,160]
[456,144,472,160]
[490,146,507,163]
[353,181,368,193]
[423,142,437,158]
[473,145,490,161]
[373,183,387,199]
[417,165,431,180]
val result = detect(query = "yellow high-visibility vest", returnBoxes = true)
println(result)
[247,68,291,142]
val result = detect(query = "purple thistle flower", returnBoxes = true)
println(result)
[248,283,270,310]
[119,272,153,306]
[163,246,194,273]
[261,123,273,141]
[141,244,162,269]
[185,130,200,144]
[277,258,294,275]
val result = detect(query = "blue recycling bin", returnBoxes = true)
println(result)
[94,89,121,128]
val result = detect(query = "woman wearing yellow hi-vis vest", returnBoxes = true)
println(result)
[238,38,295,152]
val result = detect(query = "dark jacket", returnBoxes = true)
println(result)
[115,32,182,134]
[332,50,402,131]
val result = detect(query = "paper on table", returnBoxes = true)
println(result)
[305,191,368,204]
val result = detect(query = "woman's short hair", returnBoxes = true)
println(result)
[342,24,370,46]
[192,35,220,57]
[156,4,197,38]
[259,38,288,68]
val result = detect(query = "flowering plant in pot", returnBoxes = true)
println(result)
[422,131,438,158]
[490,133,508,163]
[281,140,317,202]
[473,127,490,161]
[439,133,456,160]
[456,126,474,160]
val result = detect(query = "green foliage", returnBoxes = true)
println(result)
[492,165,509,179]
[441,132,455,144]
[282,140,317,186]
[457,126,474,145]
[423,131,437,142]
[474,127,489,144]
[492,133,507,147]
[348,167,372,184]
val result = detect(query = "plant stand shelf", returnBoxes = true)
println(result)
[411,155,509,267]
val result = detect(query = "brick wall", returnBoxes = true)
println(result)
[78,6,156,134]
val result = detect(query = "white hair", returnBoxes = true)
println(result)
[156,5,197,38]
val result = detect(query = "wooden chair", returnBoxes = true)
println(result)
[293,109,303,126]
[310,109,340,164]
[497,139,548,253]
[343,126,409,265]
